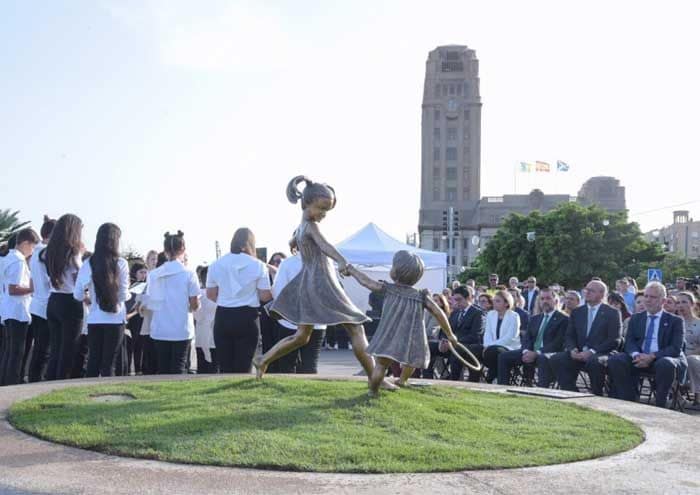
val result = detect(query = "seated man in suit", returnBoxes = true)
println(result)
[446,285,484,382]
[497,288,569,387]
[607,281,686,408]
[550,280,622,395]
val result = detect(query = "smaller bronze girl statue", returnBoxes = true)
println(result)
[347,250,461,397]
[254,176,395,389]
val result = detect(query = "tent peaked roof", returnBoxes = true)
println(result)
[337,223,446,268]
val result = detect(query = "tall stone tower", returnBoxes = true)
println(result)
[418,45,482,267]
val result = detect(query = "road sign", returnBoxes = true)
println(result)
[647,268,663,282]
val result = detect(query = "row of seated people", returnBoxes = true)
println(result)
[422,281,687,409]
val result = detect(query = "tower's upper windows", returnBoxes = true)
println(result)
[442,52,463,72]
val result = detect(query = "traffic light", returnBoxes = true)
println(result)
[442,210,448,237]
[453,210,460,237]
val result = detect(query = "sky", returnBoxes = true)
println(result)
[2,0,699,265]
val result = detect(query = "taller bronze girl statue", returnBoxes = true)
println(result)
[253,176,394,390]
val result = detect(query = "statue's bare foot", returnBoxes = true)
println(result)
[380,379,399,391]
[393,378,409,388]
[252,356,267,380]
[367,389,380,398]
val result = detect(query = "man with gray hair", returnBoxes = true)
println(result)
[550,280,622,395]
[607,281,686,408]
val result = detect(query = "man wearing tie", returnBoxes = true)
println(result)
[523,276,540,314]
[607,282,686,408]
[497,288,569,387]
[550,280,622,395]
[446,286,484,381]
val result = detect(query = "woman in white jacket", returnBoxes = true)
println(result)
[482,290,521,383]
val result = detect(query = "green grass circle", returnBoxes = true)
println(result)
[9,378,643,473]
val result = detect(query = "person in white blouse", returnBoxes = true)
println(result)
[44,214,85,381]
[0,228,39,385]
[73,223,130,377]
[482,289,521,383]
[206,228,272,373]
[27,216,56,382]
[145,232,200,375]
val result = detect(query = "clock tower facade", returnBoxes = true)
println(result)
[418,45,482,266]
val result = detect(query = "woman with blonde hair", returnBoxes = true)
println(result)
[482,289,521,383]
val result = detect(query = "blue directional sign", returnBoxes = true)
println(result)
[647,268,663,282]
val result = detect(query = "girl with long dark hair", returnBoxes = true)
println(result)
[144,232,200,374]
[45,214,84,380]
[73,223,130,377]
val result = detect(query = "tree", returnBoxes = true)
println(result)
[470,203,665,289]
[0,209,30,243]
[639,254,700,286]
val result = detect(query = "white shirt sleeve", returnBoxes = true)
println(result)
[188,271,201,298]
[5,259,23,287]
[205,263,218,288]
[118,259,131,303]
[257,263,271,290]
[73,263,89,302]
[271,263,289,299]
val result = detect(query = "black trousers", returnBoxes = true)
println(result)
[497,349,555,387]
[141,335,159,375]
[298,329,325,373]
[423,340,451,379]
[71,334,89,378]
[154,339,190,374]
[196,347,218,373]
[550,351,608,395]
[607,353,685,407]
[28,315,51,382]
[46,293,84,381]
[20,323,34,382]
[449,343,484,382]
[1,319,29,386]
[87,324,125,377]
[273,328,326,374]
[0,323,8,385]
[482,345,511,383]
[213,306,260,373]
[127,314,145,374]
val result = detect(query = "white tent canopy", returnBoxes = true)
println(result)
[336,223,447,313]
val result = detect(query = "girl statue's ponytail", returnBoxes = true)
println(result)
[286,176,312,205]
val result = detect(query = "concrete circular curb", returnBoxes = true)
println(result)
[1,374,698,495]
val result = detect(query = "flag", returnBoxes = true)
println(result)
[519,162,533,172]
[535,161,550,172]
[556,160,570,172]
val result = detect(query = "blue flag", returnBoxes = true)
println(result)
[556,160,570,172]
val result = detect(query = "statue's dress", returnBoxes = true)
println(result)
[366,283,430,369]
[269,220,369,326]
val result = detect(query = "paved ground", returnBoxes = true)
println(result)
[1,351,699,495]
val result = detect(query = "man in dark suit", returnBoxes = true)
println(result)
[550,280,622,395]
[607,282,686,408]
[522,276,540,314]
[446,285,484,382]
[497,288,569,387]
